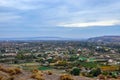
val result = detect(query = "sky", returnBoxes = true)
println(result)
[0,0,120,39]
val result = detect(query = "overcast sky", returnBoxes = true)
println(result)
[0,0,120,39]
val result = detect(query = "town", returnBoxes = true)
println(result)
[0,40,120,79]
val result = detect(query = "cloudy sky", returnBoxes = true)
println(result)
[0,0,120,39]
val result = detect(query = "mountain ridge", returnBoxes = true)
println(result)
[0,37,79,41]
[88,36,120,42]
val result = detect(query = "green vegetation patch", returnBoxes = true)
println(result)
[80,62,99,68]
[38,66,53,70]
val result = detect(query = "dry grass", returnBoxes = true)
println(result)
[60,74,74,80]
[0,65,23,80]
[31,69,45,80]
[45,71,53,75]
[0,66,22,76]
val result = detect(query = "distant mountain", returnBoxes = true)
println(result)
[0,37,77,41]
[88,36,120,42]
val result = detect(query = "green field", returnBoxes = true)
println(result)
[38,66,53,70]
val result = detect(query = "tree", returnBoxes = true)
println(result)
[70,67,80,76]
[89,68,101,77]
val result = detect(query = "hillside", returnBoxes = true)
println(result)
[0,64,94,80]
[88,36,120,42]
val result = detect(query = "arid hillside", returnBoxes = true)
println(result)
[0,64,119,80]
[0,64,94,80]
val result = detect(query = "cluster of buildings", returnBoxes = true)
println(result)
[0,41,119,67]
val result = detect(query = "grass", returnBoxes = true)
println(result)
[11,62,40,70]
[79,62,99,68]
[38,66,53,71]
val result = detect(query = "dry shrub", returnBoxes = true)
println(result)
[16,77,27,80]
[14,68,22,74]
[6,67,21,75]
[106,75,112,78]
[31,74,45,80]
[60,74,74,80]
[45,71,53,75]
[0,71,11,80]
[7,68,16,75]
[0,65,21,76]
[32,69,39,73]
[98,74,106,80]
[0,66,2,70]
[117,75,120,79]
[7,76,15,80]
[0,66,7,73]
[0,76,3,80]
[0,70,15,80]
[0,76,14,80]
[31,69,45,80]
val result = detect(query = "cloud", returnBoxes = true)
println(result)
[0,0,120,27]
[0,13,22,23]
[58,20,120,27]
[35,0,120,27]
[0,0,40,10]
[0,0,120,38]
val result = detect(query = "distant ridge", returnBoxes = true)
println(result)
[0,37,82,41]
[88,36,120,42]
[0,37,64,40]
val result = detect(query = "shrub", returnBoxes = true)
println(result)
[14,68,22,74]
[31,69,45,80]
[89,68,101,77]
[31,74,45,80]
[102,71,109,76]
[7,68,16,75]
[0,66,22,75]
[98,74,106,80]
[46,71,52,75]
[32,69,39,73]
[7,67,22,75]
[109,72,118,78]
[60,74,74,80]
[0,76,3,80]
[106,75,112,78]
[70,67,80,76]
[55,61,67,66]
[0,66,7,72]
[8,76,15,80]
